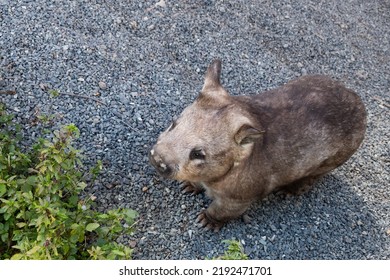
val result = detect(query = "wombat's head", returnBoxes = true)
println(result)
[149,60,263,183]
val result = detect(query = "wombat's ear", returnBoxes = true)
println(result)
[202,59,222,91]
[235,124,264,145]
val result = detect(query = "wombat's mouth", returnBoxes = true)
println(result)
[149,148,176,179]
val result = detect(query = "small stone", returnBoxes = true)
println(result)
[356,70,368,80]
[129,240,137,248]
[92,117,100,124]
[270,224,277,232]
[155,0,166,8]
[106,183,115,189]
[130,21,138,29]
[242,214,251,224]
[98,81,107,90]
[39,83,49,91]
[340,23,348,29]
[142,186,148,192]
[344,236,352,243]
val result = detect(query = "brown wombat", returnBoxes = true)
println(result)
[149,59,367,231]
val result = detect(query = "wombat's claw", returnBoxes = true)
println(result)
[180,182,204,195]
[196,211,223,232]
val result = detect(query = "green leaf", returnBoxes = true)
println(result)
[123,209,138,222]
[4,212,11,221]
[26,245,41,256]
[0,184,6,197]
[86,223,100,232]
[69,233,79,244]
[70,223,80,230]
[25,176,37,186]
[111,249,125,256]
[0,205,8,213]
[11,254,24,260]
[48,89,60,98]
[97,213,109,219]
[68,195,78,206]
[53,155,62,164]
[1,232,8,242]
[39,165,47,173]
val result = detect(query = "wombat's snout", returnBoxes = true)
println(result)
[149,148,173,177]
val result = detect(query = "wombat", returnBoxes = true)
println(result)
[149,59,367,231]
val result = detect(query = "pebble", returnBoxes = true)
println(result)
[98,81,107,90]
[356,70,368,80]
[155,0,166,8]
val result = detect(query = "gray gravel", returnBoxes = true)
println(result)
[1,0,389,259]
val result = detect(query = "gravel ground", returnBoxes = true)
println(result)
[1,0,389,259]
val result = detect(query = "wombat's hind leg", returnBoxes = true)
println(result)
[180,181,204,195]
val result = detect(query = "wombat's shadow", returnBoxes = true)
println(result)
[184,173,387,259]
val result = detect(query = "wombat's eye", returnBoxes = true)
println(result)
[189,148,206,161]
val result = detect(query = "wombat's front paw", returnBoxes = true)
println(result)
[180,181,204,195]
[196,210,224,232]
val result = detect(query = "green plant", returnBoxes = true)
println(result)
[36,114,55,124]
[47,89,60,98]
[213,239,249,260]
[0,104,137,259]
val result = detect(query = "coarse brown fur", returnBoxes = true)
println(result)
[149,59,367,231]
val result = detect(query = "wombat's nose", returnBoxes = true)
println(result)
[149,149,173,177]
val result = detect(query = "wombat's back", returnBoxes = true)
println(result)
[236,75,367,187]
